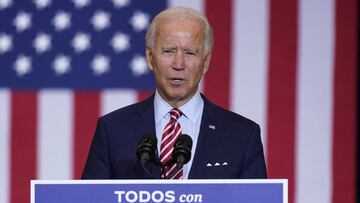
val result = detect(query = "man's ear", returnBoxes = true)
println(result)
[202,52,212,75]
[145,47,154,71]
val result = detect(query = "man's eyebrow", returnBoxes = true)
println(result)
[184,48,200,52]
[161,46,176,49]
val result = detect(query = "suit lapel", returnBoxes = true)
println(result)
[132,95,156,142]
[131,94,162,178]
[189,96,222,178]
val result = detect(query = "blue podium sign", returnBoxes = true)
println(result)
[31,179,287,203]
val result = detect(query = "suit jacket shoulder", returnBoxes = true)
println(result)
[206,97,259,129]
[100,94,154,124]
[82,95,159,179]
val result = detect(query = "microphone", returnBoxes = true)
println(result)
[136,134,157,167]
[172,134,193,170]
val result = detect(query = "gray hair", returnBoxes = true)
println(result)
[145,7,213,54]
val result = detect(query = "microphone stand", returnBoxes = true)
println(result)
[139,150,168,179]
[154,152,168,179]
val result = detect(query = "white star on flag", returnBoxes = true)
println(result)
[91,10,111,31]
[112,0,130,8]
[14,55,32,76]
[53,54,71,75]
[33,33,51,54]
[111,32,130,53]
[130,11,149,32]
[13,11,32,32]
[130,55,148,76]
[33,0,51,10]
[72,0,90,9]
[91,54,110,75]
[0,0,12,9]
[72,32,91,53]
[0,33,13,53]
[53,11,71,31]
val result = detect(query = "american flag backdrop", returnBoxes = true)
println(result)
[0,0,357,203]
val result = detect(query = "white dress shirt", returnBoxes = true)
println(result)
[154,89,204,179]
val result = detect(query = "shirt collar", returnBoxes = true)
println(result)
[154,89,203,124]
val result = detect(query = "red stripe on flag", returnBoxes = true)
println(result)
[138,90,154,101]
[10,92,37,203]
[73,92,100,178]
[266,0,298,203]
[204,0,232,109]
[332,0,358,202]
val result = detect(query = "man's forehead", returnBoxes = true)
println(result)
[151,17,206,51]
[157,17,203,30]
[156,20,203,39]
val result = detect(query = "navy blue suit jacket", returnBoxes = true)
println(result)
[82,94,267,179]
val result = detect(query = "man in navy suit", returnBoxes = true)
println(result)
[82,7,267,179]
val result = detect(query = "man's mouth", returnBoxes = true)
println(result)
[169,77,185,84]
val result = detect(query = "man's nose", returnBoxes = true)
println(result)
[173,53,185,70]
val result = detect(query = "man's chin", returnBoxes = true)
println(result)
[169,92,198,106]
[161,92,188,106]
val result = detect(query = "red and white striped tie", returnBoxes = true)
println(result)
[160,108,183,179]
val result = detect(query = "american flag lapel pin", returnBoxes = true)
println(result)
[208,124,215,130]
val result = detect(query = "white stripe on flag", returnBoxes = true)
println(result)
[0,89,10,203]
[168,0,204,13]
[101,89,137,115]
[296,0,335,202]
[230,0,269,154]
[37,90,74,179]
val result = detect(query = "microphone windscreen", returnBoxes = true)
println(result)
[136,134,157,161]
[173,134,192,166]
[174,134,192,149]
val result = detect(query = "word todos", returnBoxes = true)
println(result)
[114,190,203,203]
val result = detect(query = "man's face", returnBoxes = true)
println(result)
[146,19,211,107]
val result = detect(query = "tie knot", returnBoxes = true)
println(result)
[170,108,182,120]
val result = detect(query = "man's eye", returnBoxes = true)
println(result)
[163,49,174,54]
[185,51,196,56]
